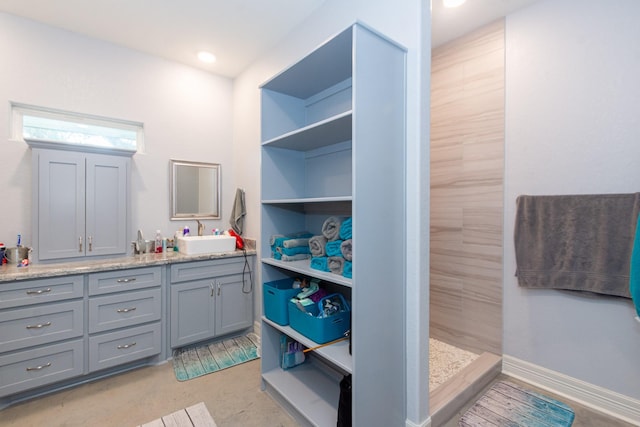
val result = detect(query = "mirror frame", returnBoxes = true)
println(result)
[170,159,221,220]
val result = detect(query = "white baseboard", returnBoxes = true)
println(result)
[405,418,431,427]
[503,355,640,425]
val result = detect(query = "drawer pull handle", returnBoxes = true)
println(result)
[26,362,51,371]
[117,342,136,350]
[26,288,52,295]
[26,321,52,329]
[116,278,137,283]
[116,307,137,313]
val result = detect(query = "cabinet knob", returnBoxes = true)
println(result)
[88,236,93,252]
[78,236,83,252]
[116,307,136,313]
[116,277,137,283]
[210,283,214,297]
[217,283,221,296]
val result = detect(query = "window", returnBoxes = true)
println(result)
[11,103,144,153]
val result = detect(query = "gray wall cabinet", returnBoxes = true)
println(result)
[169,258,253,348]
[31,147,130,262]
[259,23,407,426]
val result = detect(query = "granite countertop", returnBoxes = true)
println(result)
[0,239,256,283]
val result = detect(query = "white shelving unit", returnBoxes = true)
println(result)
[260,23,407,426]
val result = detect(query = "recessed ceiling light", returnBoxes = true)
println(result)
[443,0,466,7]
[197,51,216,64]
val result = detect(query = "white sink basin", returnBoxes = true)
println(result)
[176,235,236,255]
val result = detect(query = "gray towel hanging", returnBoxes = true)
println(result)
[514,192,640,297]
[230,188,246,235]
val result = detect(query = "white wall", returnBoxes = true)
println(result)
[0,12,234,248]
[232,0,430,423]
[504,0,640,399]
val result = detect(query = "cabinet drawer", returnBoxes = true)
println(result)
[0,276,83,310]
[171,257,247,283]
[88,288,161,333]
[89,323,161,372]
[0,300,84,353]
[0,339,84,397]
[88,266,162,295]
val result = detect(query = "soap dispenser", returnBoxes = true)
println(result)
[155,230,163,253]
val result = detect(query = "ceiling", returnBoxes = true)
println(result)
[0,0,540,78]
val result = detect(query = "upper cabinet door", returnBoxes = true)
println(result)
[34,149,130,261]
[37,149,86,261]
[85,154,129,256]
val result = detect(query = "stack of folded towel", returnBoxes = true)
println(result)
[309,217,353,279]
[271,232,313,261]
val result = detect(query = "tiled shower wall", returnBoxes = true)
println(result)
[430,20,505,355]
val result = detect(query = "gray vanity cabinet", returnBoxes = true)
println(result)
[32,147,130,262]
[0,275,85,398]
[87,267,163,372]
[169,257,253,348]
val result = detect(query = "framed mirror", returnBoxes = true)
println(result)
[170,159,221,220]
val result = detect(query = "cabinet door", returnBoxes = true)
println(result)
[170,280,215,348]
[85,154,129,256]
[215,274,253,336]
[36,150,86,260]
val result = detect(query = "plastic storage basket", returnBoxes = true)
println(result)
[263,279,301,326]
[288,293,350,344]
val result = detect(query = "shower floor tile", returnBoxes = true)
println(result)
[429,338,479,390]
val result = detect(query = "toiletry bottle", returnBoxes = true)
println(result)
[155,230,163,253]
[183,225,190,236]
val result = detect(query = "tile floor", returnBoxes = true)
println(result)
[1,358,635,426]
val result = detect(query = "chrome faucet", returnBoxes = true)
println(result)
[196,220,204,236]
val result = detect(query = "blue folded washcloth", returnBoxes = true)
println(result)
[339,217,352,240]
[325,240,344,257]
[270,235,288,249]
[277,246,311,257]
[270,232,313,249]
[630,214,640,318]
[272,250,282,260]
[343,261,352,279]
[310,256,329,272]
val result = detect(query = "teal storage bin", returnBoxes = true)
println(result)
[288,294,350,344]
[263,279,300,326]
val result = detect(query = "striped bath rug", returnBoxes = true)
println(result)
[459,381,575,426]
[172,333,260,381]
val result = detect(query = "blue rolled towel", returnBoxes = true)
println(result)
[339,217,352,240]
[325,240,344,257]
[631,214,640,318]
[343,261,352,279]
[310,256,329,272]
[277,246,311,257]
